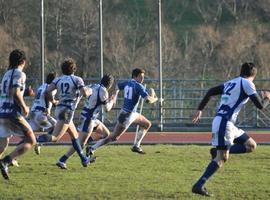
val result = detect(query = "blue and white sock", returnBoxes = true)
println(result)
[72,138,87,162]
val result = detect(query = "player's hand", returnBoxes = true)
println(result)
[52,100,59,106]
[262,91,270,100]
[192,110,202,124]
[22,106,30,117]
[149,88,157,98]
[24,86,35,97]
[110,94,117,104]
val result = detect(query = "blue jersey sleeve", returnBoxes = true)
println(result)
[137,83,148,98]
[117,81,126,90]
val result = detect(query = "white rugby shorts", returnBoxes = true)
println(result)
[29,111,56,131]
[77,116,101,133]
[212,116,245,148]
[0,114,32,138]
[117,110,140,128]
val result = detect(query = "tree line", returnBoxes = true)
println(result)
[0,0,270,89]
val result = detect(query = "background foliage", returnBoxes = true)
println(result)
[1,0,270,85]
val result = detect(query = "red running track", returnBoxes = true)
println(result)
[9,132,270,145]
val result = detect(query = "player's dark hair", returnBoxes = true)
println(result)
[46,72,56,84]
[61,58,77,75]
[9,49,26,69]
[240,62,257,77]
[101,74,114,89]
[132,68,145,78]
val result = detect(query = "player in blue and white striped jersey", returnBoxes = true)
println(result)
[37,58,92,167]
[191,63,270,196]
[89,68,158,156]
[0,49,36,179]
[56,74,116,169]
[28,72,58,155]
[29,72,57,132]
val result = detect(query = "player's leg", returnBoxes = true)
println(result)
[5,117,36,158]
[0,137,19,167]
[231,133,256,153]
[37,120,69,143]
[192,148,229,197]
[66,121,90,167]
[37,107,70,143]
[132,114,151,154]
[33,112,55,155]
[85,122,110,156]
[57,121,95,169]
[210,127,255,158]
[89,111,131,153]
[0,117,36,179]
[90,122,127,154]
[0,137,9,158]
[56,131,89,169]
[92,122,110,141]
[86,120,110,145]
[192,116,230,196]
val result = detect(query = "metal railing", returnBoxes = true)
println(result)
[24,78,270,131]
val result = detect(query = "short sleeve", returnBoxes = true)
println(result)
[77,77,85,89]
[99,87,109,104]
[137,83,148,98]
[12,71,26,89]
[243,79,257,96]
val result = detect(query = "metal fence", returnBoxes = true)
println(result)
[24,78,270,132]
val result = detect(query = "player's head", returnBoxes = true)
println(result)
[240,62,257,78]
[9,49,26,69]
[46,72,56,84]
[132,68,145,83]
[101,74,114,89]
[61,58,77,75]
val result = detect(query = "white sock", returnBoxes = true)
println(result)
[134,129,147,147]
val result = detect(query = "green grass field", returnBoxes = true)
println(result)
[0,145,269,199]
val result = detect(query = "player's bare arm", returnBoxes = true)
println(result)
[80,86,92,97]
[104,94,117,112]
[145,88,158,104]
[13,87,29,116]
[192,110,202,124]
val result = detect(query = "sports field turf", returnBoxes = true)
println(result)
[0,145,269,199]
